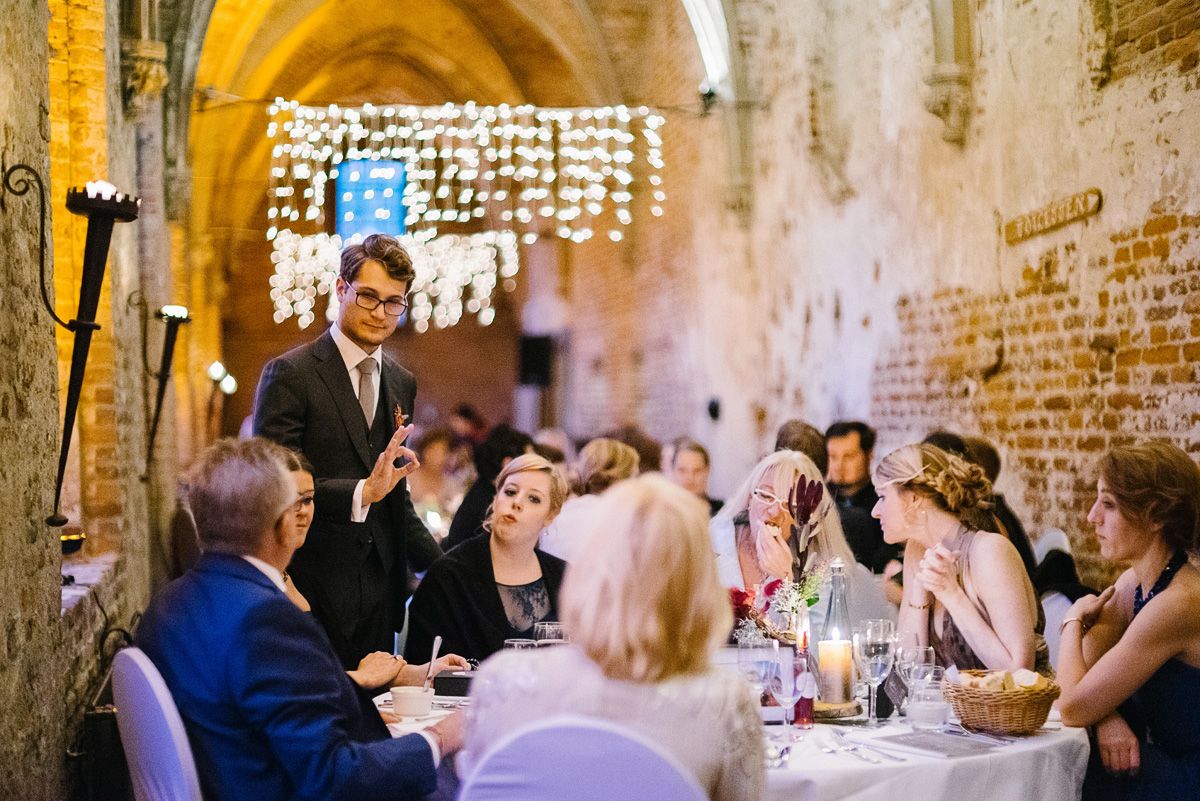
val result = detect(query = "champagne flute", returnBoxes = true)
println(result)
[852,620,895,728]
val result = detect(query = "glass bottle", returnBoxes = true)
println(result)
[817,557,853,703]
[820,557,851,643]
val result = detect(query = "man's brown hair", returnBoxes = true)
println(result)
[339,233,415,287]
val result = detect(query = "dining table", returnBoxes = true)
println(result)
[764,715,1089,801]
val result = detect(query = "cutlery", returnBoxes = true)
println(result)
[941,723,1015,745]
[832,730,907,762]
[765,744,792,769]
[830,733,902,762]
[423,636,443,690]
[824,743,879,764]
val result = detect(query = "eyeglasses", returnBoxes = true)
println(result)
[751,488,787,508]
[350,285,409,316]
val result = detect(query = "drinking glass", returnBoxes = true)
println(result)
[503,638,536,649]
[768,650,807,741]
[907,647,937,684]
[907,666,949,731]
[852,619,895,727]
[737,639,772,702]
[533,621,567,646]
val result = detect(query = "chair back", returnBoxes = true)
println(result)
[1041,591,1073,671]
[460,715,707,801]
[112,647,204,801]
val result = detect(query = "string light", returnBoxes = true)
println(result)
[266,98,667,246]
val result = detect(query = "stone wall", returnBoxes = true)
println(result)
[560,0,1200,586]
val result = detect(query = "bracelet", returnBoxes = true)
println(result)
[906,600,931,610]
[1059,616,1090,636]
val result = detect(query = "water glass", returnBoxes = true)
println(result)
[737,639,772,701]
[907,666,950,731]
[533,621,567,646]
[768,650,807,741]
[503,638,537,649]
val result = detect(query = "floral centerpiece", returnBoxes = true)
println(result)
[732,475,830,646]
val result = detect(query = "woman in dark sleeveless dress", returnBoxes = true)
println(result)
[1057,442,1200,801]
[872,443,1050,674]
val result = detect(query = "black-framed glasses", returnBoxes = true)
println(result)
[351,284,409,316]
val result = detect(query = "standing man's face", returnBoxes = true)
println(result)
[826,432,870,488]
[672,450,710,497]
[335,258,409,351]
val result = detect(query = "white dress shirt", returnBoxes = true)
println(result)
[329,323,383,523]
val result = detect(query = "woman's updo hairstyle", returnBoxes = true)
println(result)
[575,438,640,496]
[874,443,994,530]
[1101,441,1200,556]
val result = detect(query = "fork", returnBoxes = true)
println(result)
[831,730,907,762]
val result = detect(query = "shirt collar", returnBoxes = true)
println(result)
[330,322,382,375]
[240,555,287,594]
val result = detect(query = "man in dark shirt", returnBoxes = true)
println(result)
[825,421,898,572]
[442,425,533,551]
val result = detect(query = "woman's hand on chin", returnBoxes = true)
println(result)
[755,523,794,579]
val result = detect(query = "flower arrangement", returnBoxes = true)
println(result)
[731,474,831,645]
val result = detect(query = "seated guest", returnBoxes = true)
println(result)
[282,451,467,694]
[407,454,567,663]
[963,435,1038,579]
[462,476,765,801]
[1057,442,1200,801]
[825,420,897,572]
[539,438,639,560]
[774,418,828,475]
[138,438,461,801]
[443,424,533,550]
[407,427,465,542]
[711,450,893,636]
[872,443,1051,673]
[669,436,723,516]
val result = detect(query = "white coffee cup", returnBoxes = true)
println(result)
[390,686,434,718]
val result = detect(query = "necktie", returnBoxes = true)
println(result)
[357,357,378,425]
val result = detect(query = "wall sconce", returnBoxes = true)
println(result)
[131,293,191,480]
[51,181,140,526]
[205,361,237,439]
[3,166,141,527]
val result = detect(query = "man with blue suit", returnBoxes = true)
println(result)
[138,438,462,801]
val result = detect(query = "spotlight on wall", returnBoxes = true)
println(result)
[138,300,191,480]
[699,81,719,115]
[1,168,140,527]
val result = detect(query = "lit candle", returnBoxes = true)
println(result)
[818,639,853,703]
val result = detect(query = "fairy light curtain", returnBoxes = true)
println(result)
[265,98,667,331]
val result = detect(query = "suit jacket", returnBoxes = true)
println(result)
[137,554,437,801]
[405,534,567,664]
[253,330,441,641]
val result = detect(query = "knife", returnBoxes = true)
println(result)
[832,729,908,762]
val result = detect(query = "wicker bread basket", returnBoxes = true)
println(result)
[941,670,1060,736]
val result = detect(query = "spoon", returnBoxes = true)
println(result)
[423,635,443,690]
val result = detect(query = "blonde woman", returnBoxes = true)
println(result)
[405,454,568,664]
[712,450,894,635]
[462,475,765,801]
[872,443,1049,673]
[539,437,639,561]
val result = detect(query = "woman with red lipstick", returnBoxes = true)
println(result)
[1056,442,1200,801]
[406,453,568,664]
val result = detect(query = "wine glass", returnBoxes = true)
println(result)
[852,619,895,728]
[768,649,807,741]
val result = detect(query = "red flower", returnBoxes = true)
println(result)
[761,579,783,612]
[729,587,756,617]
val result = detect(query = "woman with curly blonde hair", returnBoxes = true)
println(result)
[872,443,1050,673]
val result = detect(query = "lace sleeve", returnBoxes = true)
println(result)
[712,679,766,801]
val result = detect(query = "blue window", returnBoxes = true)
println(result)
[336,159,407,240]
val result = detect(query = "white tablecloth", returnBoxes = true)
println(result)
[767,721,1089,801]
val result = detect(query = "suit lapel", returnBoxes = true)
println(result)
[312,331,374,471]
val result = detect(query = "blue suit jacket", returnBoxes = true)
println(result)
[137,554,437,801]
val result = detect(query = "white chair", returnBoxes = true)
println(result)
[1041,591,1073,672]
[459,715,707,801]
[111,647,203,801]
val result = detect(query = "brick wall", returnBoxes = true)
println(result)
[1110,0,1200,81]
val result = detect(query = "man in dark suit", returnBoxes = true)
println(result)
[138,438,461,801]
[254,233,441,667]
